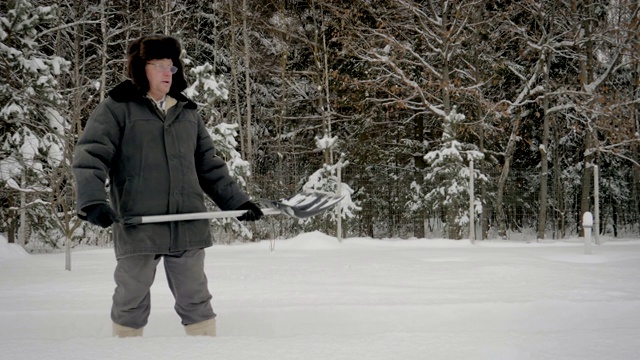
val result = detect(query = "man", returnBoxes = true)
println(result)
[72,34,263,337]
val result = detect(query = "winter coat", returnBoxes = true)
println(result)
[72,80,249,258]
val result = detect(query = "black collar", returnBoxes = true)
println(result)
[107,80,197,109]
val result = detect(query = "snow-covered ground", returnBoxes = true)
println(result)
[1,231,639,360]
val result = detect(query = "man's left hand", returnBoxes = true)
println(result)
[236,201,264,221]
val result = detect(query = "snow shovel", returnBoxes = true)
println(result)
[121,191,343,226]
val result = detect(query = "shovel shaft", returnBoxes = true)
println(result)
[119,191,342,226]
[123,208,282,225]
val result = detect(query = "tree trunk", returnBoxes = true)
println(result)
[99,0,107,102]
[579,136,594,237]
[537,52,551,241]
[275,5,288,199]
[611,196,618,238]
[7,197,16,244]
[552,123,566,238]
[440,11,453,238]
[578,5,595,237]
[322,26,334,165]
[413,114,425,239]
[634,112,640,236]
[447,199,462,240]
[634,115,640,237]
[469,7,488,240]
[243,0,254,170]
[229,1,244,159]
[18,170,26,247]
[163,0,170,35]
[479,120,489,240]
[633,5,640,237]
[497,116,521,239]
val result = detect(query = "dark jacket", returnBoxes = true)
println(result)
[72,80,249,258]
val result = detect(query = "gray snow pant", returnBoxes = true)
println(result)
[111,249,215,329]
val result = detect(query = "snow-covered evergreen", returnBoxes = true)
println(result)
[0,0,70,246]
[410,108,486,239]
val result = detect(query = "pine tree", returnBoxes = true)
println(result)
[0,0,70,245]
[412,108,485,240]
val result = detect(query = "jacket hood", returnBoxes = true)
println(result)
[108,80,197,109]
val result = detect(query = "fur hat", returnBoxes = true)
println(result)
[126,34,188,94]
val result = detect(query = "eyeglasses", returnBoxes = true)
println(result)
[147,62,178,74]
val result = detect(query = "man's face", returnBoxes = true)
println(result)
[145,58,175,100]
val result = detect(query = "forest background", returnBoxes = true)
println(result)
[1,0,639,252]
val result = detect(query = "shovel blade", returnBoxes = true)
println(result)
[259,191,343,219]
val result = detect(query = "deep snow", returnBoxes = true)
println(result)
[1,232,639,360]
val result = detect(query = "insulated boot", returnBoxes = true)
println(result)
[184,318,216,336]
[112,322,143,338]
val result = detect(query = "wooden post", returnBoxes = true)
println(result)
[593,165,600,245]
[337,163,343,242]
[65,235,71,271]
[18,170,26,247]
[469,160,475,243]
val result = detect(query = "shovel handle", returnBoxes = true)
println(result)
[122,208,282,226]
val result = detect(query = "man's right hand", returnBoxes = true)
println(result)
[84,204,119,228]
